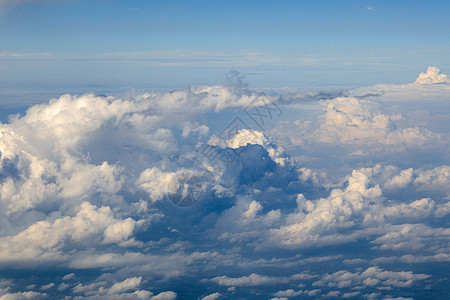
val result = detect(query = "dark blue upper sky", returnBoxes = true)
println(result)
[1,0,450,93]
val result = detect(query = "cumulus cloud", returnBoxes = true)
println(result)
[371,224,450,252]
[269,168,383,248]
[107,277,142,295]
[208,128,286,165]
[311,96,437,149]
[200,292,222,300]
[273,289,303,297]
[0,202,143,265]
[71,276,176,300]
[313,266,430,289]
[0,67,448,298]
[0,291,47,300]
[415,66,450,84]
[209,273,287,287]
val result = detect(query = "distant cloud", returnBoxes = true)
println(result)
[208,273,289,286]
[201,292,222,300]
[415,66,450,84]
[313,266,430,288]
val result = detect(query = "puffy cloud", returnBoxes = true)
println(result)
[414,165,450,196]
[348,66,450,102]
[0,202,142,265]
[371,224,450,252]
[415,66,450,85]
[313,266,430,289]
[269,168,383,248]
[208,128,286,165]
[108,277,142,295]
[0,291,47,300]
[212,162,449,256]
[137,168,178,203]
[200,292,222,300]
[69,274,177,299]
[373,253,450,264]
[273,289,302,297]
[208,273,288,287]
[208,129,267,151]
[150,292,177,300]
[62,273,75,281]
[315,97,436,148]
[0,68,448,298]
[39,283,54,290]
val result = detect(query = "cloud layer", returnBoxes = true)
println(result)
[0,67,449,298]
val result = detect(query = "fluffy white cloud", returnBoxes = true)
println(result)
[71,276,176,299]
[415,66,450,84]
[313,266,430,289]
[414,165,450,197]
[208,273,288,287]
[269,168,383,248]
[0,67,448,299]
[108,277,142,295]
[314,96,437,149]
[0,291,47,300]
[273,289,302,297]
[371,224,450,252]
[0,202,142,264]
[208,128,286,165]
[200,292,222,300]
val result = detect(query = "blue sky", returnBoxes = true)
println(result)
[1,0,450,95]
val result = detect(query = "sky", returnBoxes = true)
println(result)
[1,0,450,96]
[0,1,450,300]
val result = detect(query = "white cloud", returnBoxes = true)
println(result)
[0,202,142,265]
[108,277,142,295]
[209,273,288,287]
[313,266,430,289]
[343,292,361,298]
[208,128,286,165]
[371,224,450,252]
[39,283,54,290]
[314,97,436,148]
[150,292,177,300]
[269,168,383,248]
[273,289,302,297]
[0,291,47,300]
[71,275,176,299]
[62,273,75,280]
[414,165,450,197]
[0,67,448,298]
[200,292,222,300]
[415,66,450,84]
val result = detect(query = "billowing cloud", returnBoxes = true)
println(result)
[0,201,144,265]
[415,66,450,85]
[0,67,448,298]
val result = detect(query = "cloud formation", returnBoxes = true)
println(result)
[415,66,450,84]
[0,67,449,298]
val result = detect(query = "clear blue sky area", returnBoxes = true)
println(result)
[1,0,450,94]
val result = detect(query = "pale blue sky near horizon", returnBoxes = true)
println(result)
[1,0,450,99]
